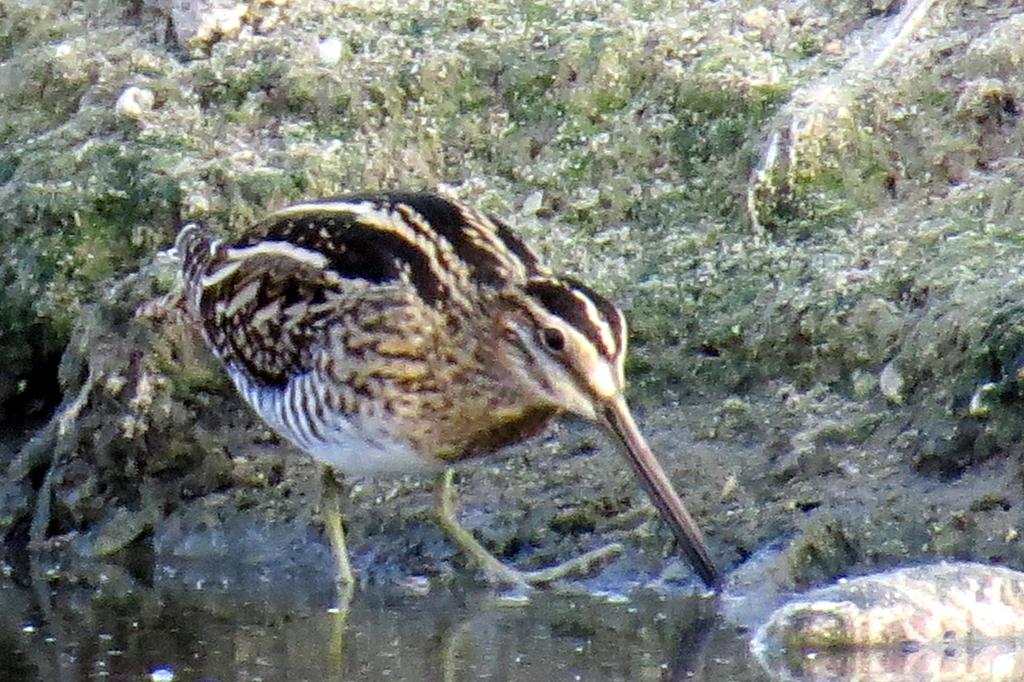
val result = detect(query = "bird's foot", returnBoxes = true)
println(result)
[479,542,624,588]
[434,469,622,588]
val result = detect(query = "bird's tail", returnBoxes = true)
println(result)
[173,222,215,314]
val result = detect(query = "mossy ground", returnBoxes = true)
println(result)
[2,0,1024,591]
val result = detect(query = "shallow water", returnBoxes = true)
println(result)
[7,557,1023,681]
[0,560,772,682]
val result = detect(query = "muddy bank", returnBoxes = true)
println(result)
[4,263,1024,592]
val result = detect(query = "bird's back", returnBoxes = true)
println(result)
[177,193,560,474]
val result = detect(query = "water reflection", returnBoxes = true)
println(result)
[6,557,1024,681]
[0,558,767,681]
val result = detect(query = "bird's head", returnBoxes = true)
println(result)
[497,276,627,420]
[497,275,720,588]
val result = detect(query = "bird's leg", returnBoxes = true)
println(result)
[327,580,354,676]
[434,469,524,585]
[433,469,623,587]
[321,467,354,585]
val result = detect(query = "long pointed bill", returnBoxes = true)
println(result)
[601,395,720,588]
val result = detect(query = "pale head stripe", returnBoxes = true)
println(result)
[565,323,620,399]
[569,287,617,357]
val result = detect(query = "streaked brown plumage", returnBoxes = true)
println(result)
[176,191,719,588]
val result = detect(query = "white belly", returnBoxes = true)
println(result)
[229,366,438,476]
[302,427,439,476]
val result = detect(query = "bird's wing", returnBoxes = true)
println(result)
[195,240,347,388]
[193,192,548,388]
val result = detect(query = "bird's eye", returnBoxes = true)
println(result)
[541,326,566,352]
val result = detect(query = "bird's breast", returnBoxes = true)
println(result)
[425,402,561,464]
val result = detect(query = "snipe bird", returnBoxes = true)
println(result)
[175,192,719,588]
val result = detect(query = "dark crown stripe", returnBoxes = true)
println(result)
[559,276,626,358]
[523,278,622,359]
